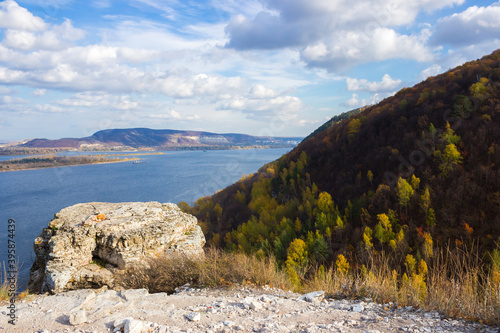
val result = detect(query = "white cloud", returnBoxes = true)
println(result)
[2,30,36,51]
[0,0,46,32]
[431,2,500,47]
[249,84,277,98]
[1,17,85,52]
[92,0,112,9]
[34,104,63,113]
[147,110,200,121]
[346,74,401,93]
[51,19,86,42]
[218,94,302,120]
[224,0,464,71]
[57,92,144,111]
[344,93,360,108]
[419,64,443,81]
[0,86,14,95]
[301,28,433,72]
[343,92,384,108]
[0,95,28,104]
[32,89,46,96]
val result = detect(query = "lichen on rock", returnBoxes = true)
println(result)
[28,202,205,294]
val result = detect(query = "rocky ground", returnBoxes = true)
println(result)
[1,285,498,333]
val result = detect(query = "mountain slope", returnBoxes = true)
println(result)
[189,49,500,264]
[20,128,302,149]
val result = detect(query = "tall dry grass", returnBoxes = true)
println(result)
[116,245,500,325]
[302,246,500,324]
[0,263,15,301]
[116,247,293,294]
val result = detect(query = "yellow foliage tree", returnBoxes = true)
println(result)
[285,238,308,289]
[439,143,463,176]
[405,254,416,275]
[396,177,414,216]
[422,232,433,259]
[335,254,350,275]
[363,226,373,250]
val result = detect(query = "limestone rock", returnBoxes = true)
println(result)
[68,309,87,325]
[297,291,324,303]
[250,301,263,310]
[28,202,205,294]
[351,304,364,312]
[184,312,201,322]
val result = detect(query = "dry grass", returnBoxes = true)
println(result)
[115,246,500,325]
[0,281,9,301]
[0,263,14,301]
[424,246,500,323]
[303,246,500,325]
[116,247,294,294]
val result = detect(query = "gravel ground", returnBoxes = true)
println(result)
[1,285,498,333]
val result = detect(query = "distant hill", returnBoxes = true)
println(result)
[189,49,500,264]
[19,128,303,150]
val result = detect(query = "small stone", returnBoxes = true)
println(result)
[157,326,168,333]
[124,318,145,333]
[250,301,263,310]
[352,304,364,312]
[223,320,235,327]
[260,295,273,303]
[69,309,87,325]
[184,312,201,322]
[298,291,325,303]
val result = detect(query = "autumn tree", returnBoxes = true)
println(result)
[315,192,335,234]
[437,144,463,176]
[470,77,490,101]
[396,177,414,216]
[367,170,374,184]
[285,238,308,287]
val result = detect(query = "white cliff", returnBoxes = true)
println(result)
[28,202,205,294]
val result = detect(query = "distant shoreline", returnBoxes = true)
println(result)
[0,156,139,172]
[0,145,296,156]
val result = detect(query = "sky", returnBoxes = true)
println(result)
[0,0,499,140]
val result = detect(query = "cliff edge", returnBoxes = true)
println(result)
[28,202,205,294]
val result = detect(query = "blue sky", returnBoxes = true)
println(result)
[0,0,499,140]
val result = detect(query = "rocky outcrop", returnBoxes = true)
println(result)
[28,202,205,294]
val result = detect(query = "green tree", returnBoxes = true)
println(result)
[453,95,472,118]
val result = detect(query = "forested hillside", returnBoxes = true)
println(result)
[184,50,500,283]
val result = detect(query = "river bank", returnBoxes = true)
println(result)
[0,155,140,172]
